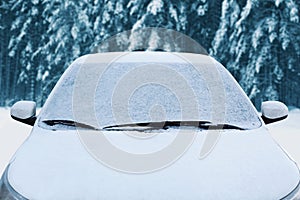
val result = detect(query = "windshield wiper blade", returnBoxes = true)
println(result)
[42,120,100,130]
[43,120,245,131]
[103,121,212,131]
[200,123,245,130]
[103,122,164,131]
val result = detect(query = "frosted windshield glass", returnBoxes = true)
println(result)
[39,61,261,130]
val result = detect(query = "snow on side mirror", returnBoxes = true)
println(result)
[11,101,37,126]
[261,101,288,124]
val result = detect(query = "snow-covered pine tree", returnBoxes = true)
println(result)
[4,0,48,106]
[1,0,299,107]
[125,0,219,53]
[0,0,228,106]
[0,0,14,106]
[92,0,132,52]
[211,0,300,108]
[188,0,223,50]
[38,0,96,104]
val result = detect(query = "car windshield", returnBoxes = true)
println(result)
[39,54,262,130]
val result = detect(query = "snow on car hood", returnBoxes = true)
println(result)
[8,126,300,200]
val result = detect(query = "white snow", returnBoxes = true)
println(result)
[169,5,178,22]
[0,108,31,176]
[71,26,78,39]
[197,4,208,16]
[148,30,160,50]
[115,1,123,14]
[268,108,300,166]
[42,70,49,81]
[252,25,262,49]
[10,101,36,120]
[147,0,164,15]
[39,53,261,130]
[211,0,230,53]
[127,0,139,16]
[261,101,288,119]
[275,0,283,7]
[286,0,299,23]
[0,107,300,179]
[280,26,290,50]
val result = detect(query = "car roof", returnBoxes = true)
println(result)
[73,51,216,66]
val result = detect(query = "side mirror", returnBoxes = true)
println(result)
[11,101,37,126]
[261,101,288,124]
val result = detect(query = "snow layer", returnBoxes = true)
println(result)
[261,101,288,119]
[0,108,31,176]
[39,53,261,130]
[0,108,299,199]
[0,108,300,175]
[10,101,36,119]
[6,125,300,199]
[268,108,300,165]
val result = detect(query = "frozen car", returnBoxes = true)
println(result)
[1,52,299,200]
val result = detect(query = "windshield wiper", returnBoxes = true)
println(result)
[42,120,245,131]
[103,121,245,131]
[103,121,211,131]
[42,120,100,130]
[199,123,245,130]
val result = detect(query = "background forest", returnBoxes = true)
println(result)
[0,0,299,109]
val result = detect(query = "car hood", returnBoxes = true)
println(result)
[7,126,300,200]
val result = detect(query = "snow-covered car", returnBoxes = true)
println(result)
[1,52,299,200]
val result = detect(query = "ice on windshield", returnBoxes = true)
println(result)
[39,55,261,130]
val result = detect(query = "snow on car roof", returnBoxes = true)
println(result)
[75,52,213,65]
